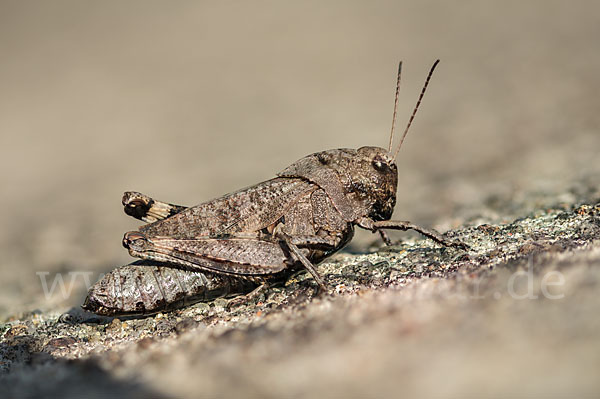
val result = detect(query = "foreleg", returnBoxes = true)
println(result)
[358,218,468,249]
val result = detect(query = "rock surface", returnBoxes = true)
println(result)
[1,199,599,398]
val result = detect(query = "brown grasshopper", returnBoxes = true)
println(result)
[83,60,466,316]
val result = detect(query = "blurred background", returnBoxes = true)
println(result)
[1,0,599,315]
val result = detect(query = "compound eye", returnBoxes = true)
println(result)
[372,158,387,172]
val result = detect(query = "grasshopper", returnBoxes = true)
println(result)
[83,60,466,316]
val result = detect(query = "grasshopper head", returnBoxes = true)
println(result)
[346,146,398,221]
[278,146,398,222]
[350,60,438,221]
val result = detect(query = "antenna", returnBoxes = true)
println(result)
[393,59,440,159]
[388,61,402,152]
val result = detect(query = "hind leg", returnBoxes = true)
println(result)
[122,191,187,223]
